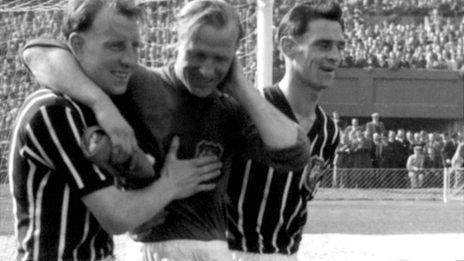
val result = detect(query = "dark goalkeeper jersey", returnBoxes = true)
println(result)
[227,86,340,255]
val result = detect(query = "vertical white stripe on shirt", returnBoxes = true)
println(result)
[58,185,70,261]
[65,107,106,181]
[20,146,53,170]
[41,107,84,189]
[285,165,308,253]
[319,111,329,158]
[8,91,55,250]
[65,107,81,144]
[64,95,88,129]
[33,171,51,261]
[286,202,305,254]
[332,122,339,145]
[92,165,107,181]
[89,228,100,261]
[310,136,318,154]
[20,160,36,261]
[256,167,274,253]
[26,125,55,169]
[271,171,293,253]
[9,162,18,261]
[238,160,252,252]
[73,211,90,260]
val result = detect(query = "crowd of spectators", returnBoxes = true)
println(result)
[272,0,464,70]
[333,112,460,188]
[2,0,464,175]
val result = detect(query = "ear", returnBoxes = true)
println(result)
[68,32,84,57]
[280,36,298,60]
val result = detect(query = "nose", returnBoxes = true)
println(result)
[120,48,137,68]
[327,45,342,64]
[198,59,215,79]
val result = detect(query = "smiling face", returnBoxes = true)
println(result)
[73,5,140,95]
[292,18,344,91]
[174,23,237,97]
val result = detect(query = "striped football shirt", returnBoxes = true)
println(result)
[227,86,340,255]
[8,89,115,261]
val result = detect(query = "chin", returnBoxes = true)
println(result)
[188,84,214,98]
[192,89,213,98]
[109,84,128,95]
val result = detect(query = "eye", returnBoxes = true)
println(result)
[108,42,125,51]
[317,41,331,50]
[214,56,228,64]
[132,41,141,53]
[193,52,206,60]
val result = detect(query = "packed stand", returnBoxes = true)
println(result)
[273,0,464,70]
[332,112,461,189]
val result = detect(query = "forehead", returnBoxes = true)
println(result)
[87,6,139,40]
[301,18,344,42]
[181,23,237,56]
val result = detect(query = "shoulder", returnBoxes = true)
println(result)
[18,89,93,128]
[23,38,69,51]
[20,89,79,116]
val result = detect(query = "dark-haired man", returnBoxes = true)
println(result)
[228,1,343,260]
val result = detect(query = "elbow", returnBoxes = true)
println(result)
[22,48,48,84]
[94,206,138,235]
[22,48,34,66]
[99,215,133,235]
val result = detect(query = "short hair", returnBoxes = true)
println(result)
[62,0,141,39]
[277,0,344,41]
[175,0,244,46]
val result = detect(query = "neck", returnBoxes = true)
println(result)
[278,71,321,118]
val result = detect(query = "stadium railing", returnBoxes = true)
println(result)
[316,167,464,202]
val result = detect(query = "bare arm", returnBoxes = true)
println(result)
[83,137,222,235]
[23,46,136,164]
[224,59,305,149]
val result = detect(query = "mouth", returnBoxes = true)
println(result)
[111,71,131,81]
[320,66,335,73]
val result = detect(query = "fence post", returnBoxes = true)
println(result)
[332,167,338,188]
[443,168,448,203]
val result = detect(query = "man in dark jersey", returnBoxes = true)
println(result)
[21,0,309,260]
[227,1,343,260]
[9,0,223,260]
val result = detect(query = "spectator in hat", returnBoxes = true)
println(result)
[366,112,386,136]
[407,145,425,188]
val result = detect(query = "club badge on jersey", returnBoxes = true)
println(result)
[195,140,224,159]
[304,156,325,199]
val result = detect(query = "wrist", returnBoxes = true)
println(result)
[156,174,178,200]
[229,81,257,103]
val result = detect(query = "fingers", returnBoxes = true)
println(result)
[165,136,180,162]
[195,162,222,175]
[195,183,217,192]
[128,147,140,172]
[109,131,134,165]
[197,170,221,183]
[191,155,220,167]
